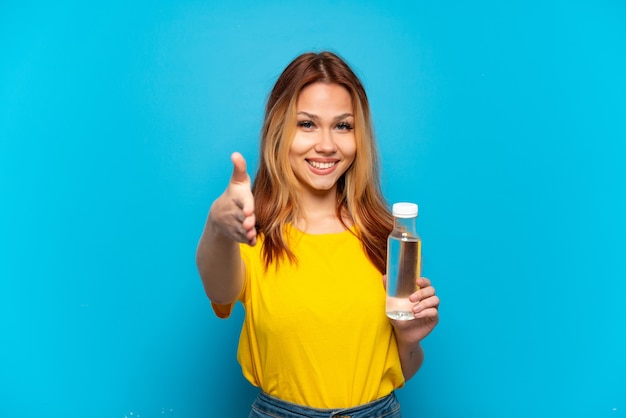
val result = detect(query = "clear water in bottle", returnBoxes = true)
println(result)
[386,233,421,320]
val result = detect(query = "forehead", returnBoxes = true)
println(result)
[296,82,353,111]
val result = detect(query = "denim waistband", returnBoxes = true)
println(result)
[249,391,402,418]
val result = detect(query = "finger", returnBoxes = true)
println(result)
[231,193,255,215]
[242,213,256,230]
[237,210,256,246]
[413,295,440,315]
[417,277,431,288]
[234,221,252,241]
[242,193,255,217]
[230,152,250,184]
[409,277,432,302]
[409,284,436,303]
[230,152,255,215]
[246,228,257,246]
[238,221,256,245]
[414,307,440,320]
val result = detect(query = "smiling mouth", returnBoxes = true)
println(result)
[307,160,338,170]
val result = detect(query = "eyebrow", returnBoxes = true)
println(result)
[297,111,354,121]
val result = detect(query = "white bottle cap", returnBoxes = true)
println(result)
[392,202,418,218]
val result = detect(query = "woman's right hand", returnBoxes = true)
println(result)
[208,152,257,246]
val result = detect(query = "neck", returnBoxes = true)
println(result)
[295,188,351,234]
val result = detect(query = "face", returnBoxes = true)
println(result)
[289,82,356,197]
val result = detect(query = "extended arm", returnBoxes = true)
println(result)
[196,152,257,305]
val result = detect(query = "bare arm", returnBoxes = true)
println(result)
[389,277,439,381]
[395,340,425,381]
[196,152,257,305]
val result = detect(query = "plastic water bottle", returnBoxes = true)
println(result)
[386,202,421,320]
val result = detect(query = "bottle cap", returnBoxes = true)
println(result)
[392,202,418,218]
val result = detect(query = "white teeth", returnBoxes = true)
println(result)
[308,160,336,170]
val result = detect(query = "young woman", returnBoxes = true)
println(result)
[196,51,440,417]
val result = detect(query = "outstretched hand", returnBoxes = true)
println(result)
[208,152,257,246]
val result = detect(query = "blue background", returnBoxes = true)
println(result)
[1,1,625,417]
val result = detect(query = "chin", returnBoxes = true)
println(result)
[305,182,337,193]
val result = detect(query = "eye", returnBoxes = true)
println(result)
[298,120,315,130]
[336,121,354,131]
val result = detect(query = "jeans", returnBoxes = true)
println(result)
[249,391,402,418]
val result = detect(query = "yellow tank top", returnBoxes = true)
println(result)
[212,226,404,408]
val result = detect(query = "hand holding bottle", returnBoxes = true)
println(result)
[208,152,257,246]
[389,276,439,344]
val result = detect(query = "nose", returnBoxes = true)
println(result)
[314,129,337,154]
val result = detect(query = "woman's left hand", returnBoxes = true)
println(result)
[389,277,440,345]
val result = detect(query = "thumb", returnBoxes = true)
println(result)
[230,152,250,184]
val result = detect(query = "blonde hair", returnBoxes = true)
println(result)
[253,51,393,272]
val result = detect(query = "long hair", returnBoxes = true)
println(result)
[252,51,393,273]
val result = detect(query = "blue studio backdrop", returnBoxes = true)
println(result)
[1,1,625,417]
